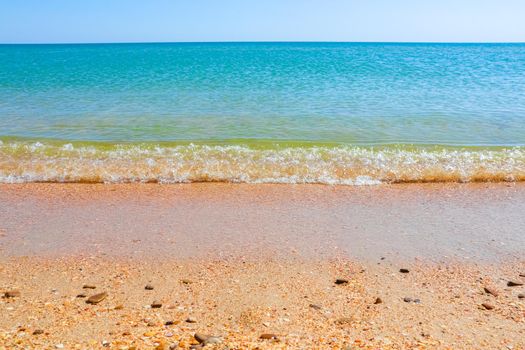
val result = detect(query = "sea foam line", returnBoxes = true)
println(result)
[0,141,524,184]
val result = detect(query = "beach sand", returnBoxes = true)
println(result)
[1,183,525,349]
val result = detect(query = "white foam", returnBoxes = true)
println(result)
[1,141,524,185]
[61,143,74,151]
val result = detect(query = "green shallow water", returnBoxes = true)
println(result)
[0,135,520,151]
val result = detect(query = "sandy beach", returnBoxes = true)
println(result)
[1,183,524,349]
[2,2,525,348]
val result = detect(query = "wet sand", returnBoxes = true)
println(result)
[1,183,525,261]
[1,183,525,349]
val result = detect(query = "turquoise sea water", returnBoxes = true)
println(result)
[1,43,524,184]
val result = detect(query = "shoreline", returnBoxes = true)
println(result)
[1,183,525,349]
[2,140,525,185]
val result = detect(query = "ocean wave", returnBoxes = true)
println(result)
[0,140,524,184]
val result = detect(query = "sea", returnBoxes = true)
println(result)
[1,42,524,184]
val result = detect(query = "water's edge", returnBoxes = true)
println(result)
[1,138,523,184]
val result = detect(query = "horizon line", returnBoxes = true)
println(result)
[1,40,525,45]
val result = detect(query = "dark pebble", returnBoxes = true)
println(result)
[151,301,162,308]
[403,297,413,303]
[259,333,278,340]
[4,290,21,298]
[32,329,44,335]
[483,287,499,297]
[374,297,383,304]
[335,279,349,285]
[399,269,410,273]
[194,333,210,343]
[335,317,353,325]
[82,285,96,289]
[86,292,108,305]
[507,281,524,287]
[481,303,494,310]
[145,284,154,290]
[309,303,322,310]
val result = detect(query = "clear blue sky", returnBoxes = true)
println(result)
[1,0,524,43]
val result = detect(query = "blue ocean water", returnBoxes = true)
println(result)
[0,43,524,183]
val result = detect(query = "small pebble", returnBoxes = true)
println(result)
[335,279,349,285]
[83,284,96,289]
[151,301,162,308]
[86,292,108,304]
[484,287,499,297]
[145,284,154,290]
[403,297,413,303]
[259,333,278,340]
[55,344,64,349]
[482,303,495,310]
[399,268,410,273]
[309,303,322,310]
[165,320,174,326]
[507,281,523,287]
[186,317,197,323]
[518,293,524,299]
[76,294,86,298]
[374,297,383,304]
[32,329,44,335]
[194,333,210,343]
[335,317,353,325]
[4,290,21,298]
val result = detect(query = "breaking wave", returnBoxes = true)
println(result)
[1,140,524,185]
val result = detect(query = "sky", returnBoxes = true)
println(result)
[0,0,524,43]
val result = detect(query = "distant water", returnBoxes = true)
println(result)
[1,43,524,184]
